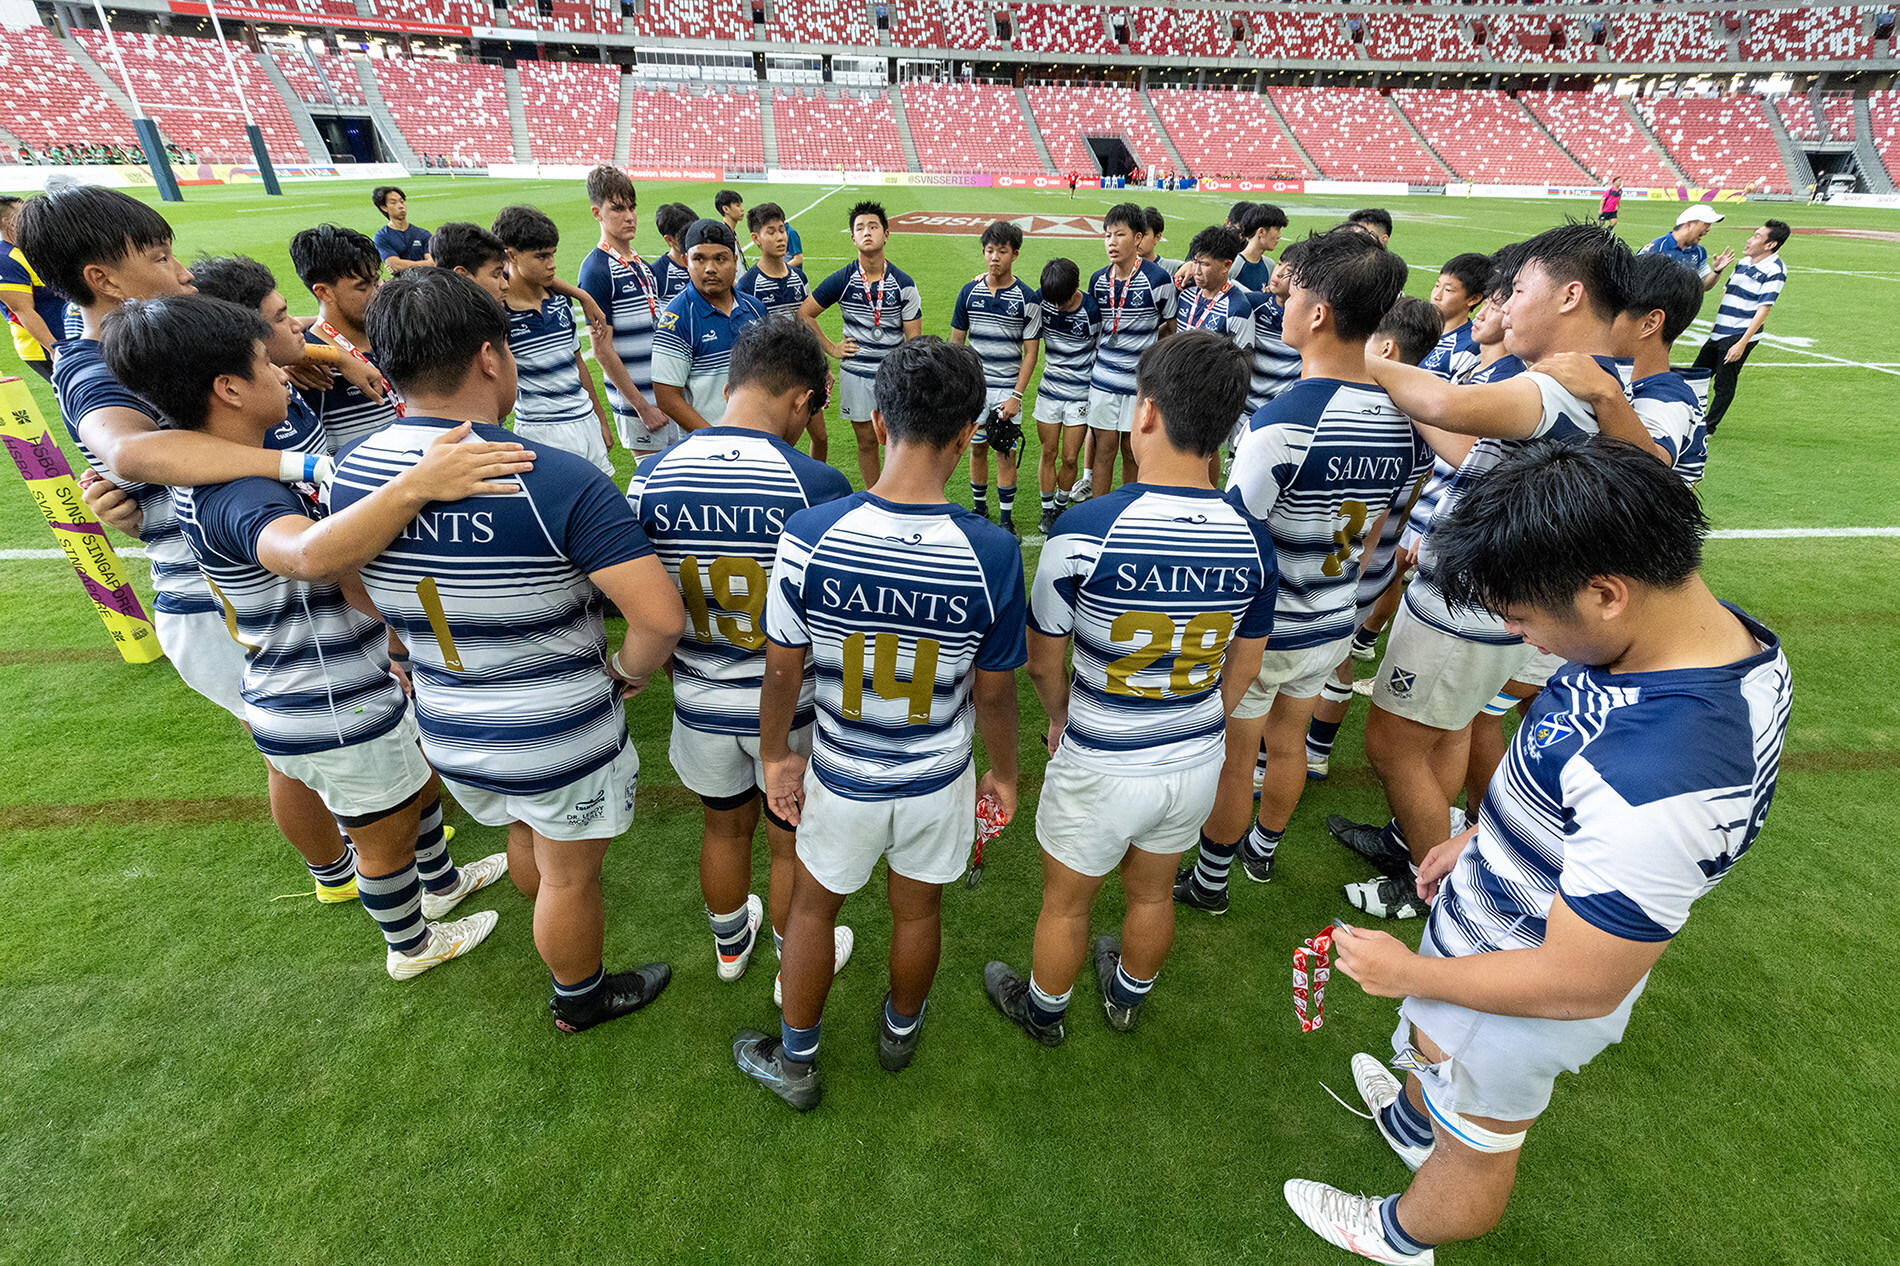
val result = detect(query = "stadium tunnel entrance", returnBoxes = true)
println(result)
[1086,135,1138,179]
[317,116,384,165]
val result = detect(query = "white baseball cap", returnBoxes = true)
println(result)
[1675,205,1726,227]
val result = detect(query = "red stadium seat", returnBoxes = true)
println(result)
[369,58,515,166]
[1144,88,1310,179]
[773,89,904,170]
[1021,86,1170,178]
[1638,96,1790,193]
[520,62,621,164]
[1392,90,1585,185]
[902,84,1044,174]
[623,84,764,170]
[1520,90,1679,186]
[0,27,137,148]
[1268,87,1442,184]
[74,30,307,163]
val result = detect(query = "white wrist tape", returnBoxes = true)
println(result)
[279,450,335,485]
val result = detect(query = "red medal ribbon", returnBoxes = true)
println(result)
[602,242,659,322]
[318,321,403,417]
[1293,925,1336,1033]
[1184,283,1231,331]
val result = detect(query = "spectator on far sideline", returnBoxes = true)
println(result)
[371,185,432,271]
[1638,205,1734,293]
[1692,219,1790,435]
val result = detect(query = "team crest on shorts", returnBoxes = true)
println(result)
[565,790,609,827]
[1386,668,1416,699]
[1528,713,1575,752]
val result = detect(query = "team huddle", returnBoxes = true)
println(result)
[17,174,1793,1265]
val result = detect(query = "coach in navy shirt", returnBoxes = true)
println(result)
[372,185,432,271]
[652,219,769,432]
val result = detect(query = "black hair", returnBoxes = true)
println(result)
[656,202,697,241]
[1762,218,1791,250]
[714,189,744,213]
[1374,296,1444,367]
[872,335,985,449]
[1432,436,1706,617]
[1143,205,1165,237]
[0,194,21,226]
[288,223,381,294]
[1136,330,1249,458]
[1187,225,1243,263]
[1347,207,1394,236]
[431,221,508,276]
[186,254,276,311]
[980,220,1023,252]
[1039,257,1080,305]
[1438,252,1492,306]
[371,184,406,216]
[585,164,636,208]
[746,201,787,234]
[491,204,560,253]
[100,295,268,431]
[1517,220,1631,323]
[16,184,174,305]
[365,267,509,399]
[1103,202,1145,234]
[1239,203,1287,236]
[728,313,826,400]
[1622,251,1704,345]
[1227,200,1256,227]
[1286,227,1408,343]
[846,200,889,231]
[1485,240,1530,302]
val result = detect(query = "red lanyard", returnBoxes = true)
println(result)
[858,263,888,330]
[1185,283,1230,331]
[1105,266,1139,335]
[319,321,403,416]
[601,242,659,321]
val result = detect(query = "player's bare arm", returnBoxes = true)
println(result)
[572,350,617,451]
[79,469,142,538]
[1367,355,1544,440]
[79,405,290,487]
[1220,635,1267,718]
[973,666,1020,821]
[797,295,855,360]
[1025,629,1071,754]
[1004,338,1039,421]
[758,640,809,826]
[594,554,684,696]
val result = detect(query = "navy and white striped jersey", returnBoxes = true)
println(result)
[952,276,1042,390]
[1035,294,1101,403]
[737,262,811,319]
[1087,260,1176,396]
[576,246,661,413]
[627,427,851,736]
[1420,321,1480,382]
[651,252,692,303]
[178,477,406,757]
[505,293,593,429]
[296,328,397,450]
[1429,606,1789,978]
[1030,485,1276,775]
[1710,253,1786,340]
[1243,293,1301,416]
[325,417,656,796]
[272,393,331,456]
[650,286,770,425]
[765,493,1027,800]
[1358,463,1430,609]
[1406,355,1614,645]
[1232,254,1273,292]
[1179,284,1262,351]
[1631,370,1707,487]
[63,301,82,339]
[1228,378,1432,651]
[809,262,924,383]
[52,336,212,616]
[1401,456,1456,550]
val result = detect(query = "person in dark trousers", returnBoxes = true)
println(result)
[1691,219,1789,435]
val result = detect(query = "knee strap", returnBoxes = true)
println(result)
[1319,677,1356,705]
[1419,1088,1528,1154]
[1479,689,1516,718]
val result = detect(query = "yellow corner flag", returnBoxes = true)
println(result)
[0,375,165,663]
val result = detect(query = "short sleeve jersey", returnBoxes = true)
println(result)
[1406,354,1619,644]
[651,253,692,303]
[1710,254,1787,339]
[1639,231,1711,278]
[178,477,405,757]
[373,223,432,262]
[1030,485,1277,775]
[0,238,69,361]
[1227,377,1433,651]
[626,427,852,736]
[324,417,655,796]
[1232,255,1273,292]
[505,294,594,429]
[1243,292,1302,415]
[1087,260,1177,396]
[650,286,771,425]
[737,262,812,319]
[764,493,1028,800]
[1179,285,1262,353]
[1035,294,1101,403]
[1420,321,1480,382]
[296,328,398,449]
[952,276,1042,390]
[576,246,662,411]
[1631,370,1708,487]
[809,262,924,383]
[1430,607,1789,994]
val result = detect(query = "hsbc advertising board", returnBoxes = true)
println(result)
[1196,178,1305,194]
[890,212,1106,238]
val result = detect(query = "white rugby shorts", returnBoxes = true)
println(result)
[1233,634,1356,720]
[1036,748,1221,877]
[265,712,433,819]
[838,371,876,423]
[1085,387,1137,433]
[1370,602,1534,732]
[512,416,614,477]
[444,740,639,842]
[795,763,976,894]
[156,607,248,720]
[1033,395,1090,430]
[669,716,812,803]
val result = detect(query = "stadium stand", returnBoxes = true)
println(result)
[1269,86,1443,184]
[1248,9,1352,60]
[1124,8,1234,58]
[623,84,764,169]
[1485,15,1599,65]
[1014,4,1115,56]
[941,0,995,50]
[270,47,336,105]
[1638,95,1789,192]
[1868,91,1900,173]
[1021,86,1170,176]
[890,1,946,48]
[519,61,621,164]
[74,31,307,163]
[902,84,1045,174]
[1145,88,1310,179]
[373,0,491,27]
[1392,90,1583,184]
[1606,11,1724,64]
[1773,94,1822,142]
[772,88,905,170]
[1520,90,1679,186]
[1364,12,1478,63]
[624,0,749,40]
[318,54,368,105]
[1739,9,1873,63]
[0,27,136,148]
[1822,94,1857,141]
[760,0,875,46]
[369,58,515,166]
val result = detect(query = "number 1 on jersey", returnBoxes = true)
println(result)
[841,631,941,724]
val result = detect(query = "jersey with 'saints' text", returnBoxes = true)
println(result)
[1031,485,1276,775]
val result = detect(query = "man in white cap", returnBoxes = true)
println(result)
[1637,205,1734,292]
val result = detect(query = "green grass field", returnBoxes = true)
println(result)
[2,178,1897,1264]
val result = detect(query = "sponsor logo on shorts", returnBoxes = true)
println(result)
[564,790,608,828]
[889,212,1104,239]
[1386,668,1416,699]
